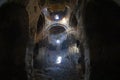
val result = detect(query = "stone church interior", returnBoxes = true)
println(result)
[0,0,120,80]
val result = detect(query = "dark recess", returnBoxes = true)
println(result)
[0,2,29,80]
[84,0,120,80]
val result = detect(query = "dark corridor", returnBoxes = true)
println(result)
[0,0,120,80]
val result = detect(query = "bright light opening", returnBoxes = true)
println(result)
[56,39,60,44]
[56,56,62,64]
[55,15,59,20]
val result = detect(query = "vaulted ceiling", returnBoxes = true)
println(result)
[0,0,120,80]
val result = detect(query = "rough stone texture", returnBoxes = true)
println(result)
[0,1,42,80]
[7,0,29,7]
[26,0,41,39]
[0,0,120,80]
[0,0,41,39]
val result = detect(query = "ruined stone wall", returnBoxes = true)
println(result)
[3,0,41,39]
[26,0,41,39]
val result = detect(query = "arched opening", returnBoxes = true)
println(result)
[49,26,66,35]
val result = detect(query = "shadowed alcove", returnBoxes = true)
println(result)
[0,2,29,80]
